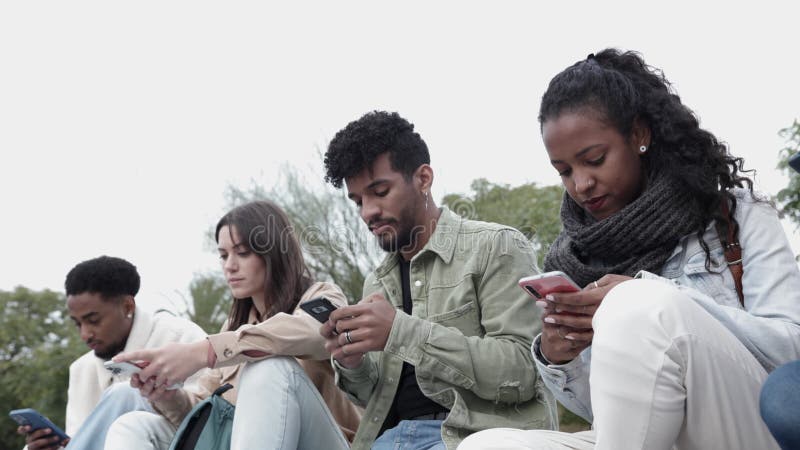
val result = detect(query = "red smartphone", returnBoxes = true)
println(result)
[518,271,581,299]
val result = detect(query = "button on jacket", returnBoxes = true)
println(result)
[335,207,557,450]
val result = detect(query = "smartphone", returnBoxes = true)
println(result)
[103,360,143,377]
[519,271,581,299]
[789,152,800,174]
[9,408,70,442]
[299,296,338,323]
[103,360,183,390]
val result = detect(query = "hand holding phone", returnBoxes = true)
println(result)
[518,271,581,299]
[9,408,70,444]
[104,360,183,390]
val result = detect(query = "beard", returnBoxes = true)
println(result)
[93,338,128,360]
[373,210,424,254]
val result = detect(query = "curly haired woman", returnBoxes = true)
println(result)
[460,49,800,450]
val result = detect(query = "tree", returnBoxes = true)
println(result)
[776,119,800,226]
[442,178,564,266]
[169,273,230,334]
[0,287,85,450]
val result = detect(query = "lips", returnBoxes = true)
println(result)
[369,221,394,236]
[228,278,244,285]
[583,195,608,212]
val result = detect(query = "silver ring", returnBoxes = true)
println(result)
[557,327,566,339]
[593,280,599,289]
[345,330,354,345]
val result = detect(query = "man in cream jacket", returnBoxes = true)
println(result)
[17,256,206,450]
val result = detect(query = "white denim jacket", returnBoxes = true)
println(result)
[532,190,800,422]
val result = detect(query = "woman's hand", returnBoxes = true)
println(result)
[539,274,632,364]
[114,340,209,390]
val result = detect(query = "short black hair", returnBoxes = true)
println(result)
[65,255,140,299]
[324,111,430,188]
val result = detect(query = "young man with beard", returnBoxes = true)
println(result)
[17,256,206,450]
[321,111,556,450]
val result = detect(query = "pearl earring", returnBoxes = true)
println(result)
[639,145,647,153]
[127,314,133,319]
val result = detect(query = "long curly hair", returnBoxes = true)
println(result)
[539,48,755,270]
[324,110,430,188]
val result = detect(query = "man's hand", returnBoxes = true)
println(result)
[539,274,631,364]
[17,425,69,450]
[114,340,209,390]
[130,371,179,403]
[321,293,396,368]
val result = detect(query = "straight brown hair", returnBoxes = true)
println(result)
[215,200,313,331]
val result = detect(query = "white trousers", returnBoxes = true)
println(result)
[104,356,349,450]
[459,279,779,450]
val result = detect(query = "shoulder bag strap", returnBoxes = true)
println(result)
[715,199,744,306]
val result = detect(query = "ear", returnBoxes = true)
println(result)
[414,164,434,193]
[631,118,652,155]
[122,296,136,317]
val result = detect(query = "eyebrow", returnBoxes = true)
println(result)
[79,311,99,321]
[218,243,246,251]
[550,144,604,164]
[348,179,390,200]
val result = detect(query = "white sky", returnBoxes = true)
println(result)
[2,1,799,312]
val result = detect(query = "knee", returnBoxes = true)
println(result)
[240,356,301,383]
[101,382,143,402]
[107,411,158,439]
[760,361,800,431]
[593,279,687,334]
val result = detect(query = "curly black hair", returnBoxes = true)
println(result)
[324,111,430,188]
[539,48,754,270]
[65,255,140,299]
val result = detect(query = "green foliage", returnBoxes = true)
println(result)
[171,273,230,334]
[776,119,800,226]
[442,178,564,266]
[0,287,85,449]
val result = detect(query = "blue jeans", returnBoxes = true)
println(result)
[760,360,800,450]
[66,383,153,450]
[372,420,445,450]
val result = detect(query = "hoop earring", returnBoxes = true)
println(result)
[639,145,647,153]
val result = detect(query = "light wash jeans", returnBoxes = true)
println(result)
[760,360,800,450]
[105,356,348,450]
[65,382,153,450]
[372,420,445,450]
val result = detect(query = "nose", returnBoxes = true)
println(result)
[573,171,595,196]
[223,253,239,274]
[360,197,381,224]
[80,324,93,343]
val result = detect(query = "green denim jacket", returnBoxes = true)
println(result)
[335,207,557,449]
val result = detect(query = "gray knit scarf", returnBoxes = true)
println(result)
[544,173,702,288]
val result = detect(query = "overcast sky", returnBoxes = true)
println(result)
[2,1,798,312]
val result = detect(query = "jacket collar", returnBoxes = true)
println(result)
[373,206,462,278]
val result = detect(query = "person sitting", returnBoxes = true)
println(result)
[104,200,361,450]
[460,49,800,450]
[17,255,207,450]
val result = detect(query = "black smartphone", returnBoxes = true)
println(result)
[9,408,70,442]
[299,297,338,323]
[789,152,800,174]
